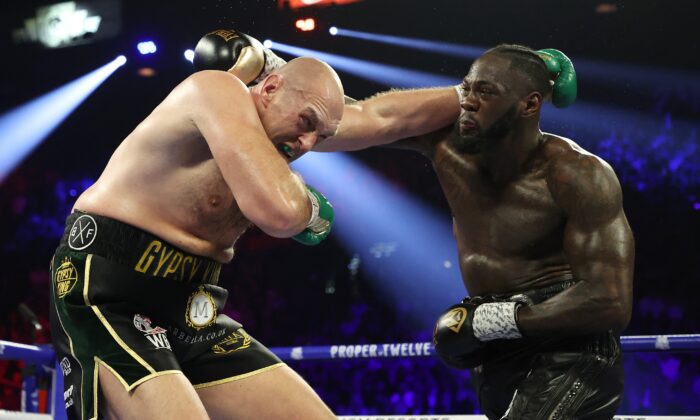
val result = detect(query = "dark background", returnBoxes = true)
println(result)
[1,0,699,415]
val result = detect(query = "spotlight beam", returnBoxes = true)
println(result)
[332,27,486,59]
[0,56,127,183]
[267,41,458,88]
[292,152,465,329]
[330,27,700,93]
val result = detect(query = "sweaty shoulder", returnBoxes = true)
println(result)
[177,70,251,109]
[543,134,623,227]
[174,70,264,136]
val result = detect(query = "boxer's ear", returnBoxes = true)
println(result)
[521,91,542,117]
[259,74,283,106]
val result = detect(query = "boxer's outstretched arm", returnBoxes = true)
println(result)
[517,154,635,336]
[185,70,311,237]
[314,87,460,152]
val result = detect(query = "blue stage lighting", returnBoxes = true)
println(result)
[327,27,700,94]
[542,100,697,141]
[184,49,195,63]
[263,39,273,49]
[137,41,157,55]
[574,59,700,95]
[331,27,485,59]
[0,55,127,183]
[266,40,458,88]
[292,152,465,329]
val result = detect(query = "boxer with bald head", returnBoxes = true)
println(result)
[50,56,347,420]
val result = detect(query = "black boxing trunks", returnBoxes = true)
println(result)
[49,212,283,420]
[469,280,624,420]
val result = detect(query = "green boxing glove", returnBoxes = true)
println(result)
[536,48,577,108]
[292,185,334,246]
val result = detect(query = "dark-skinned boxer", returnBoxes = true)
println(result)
[318,45,634,419]
[429,47,632,420]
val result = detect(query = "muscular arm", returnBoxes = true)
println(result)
[517,153,635,336]
[314,87,460,152]
[185,71,311,237]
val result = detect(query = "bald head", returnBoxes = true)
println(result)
[273,57,344,118]
[275,57,344,95]
[253,57,344,158]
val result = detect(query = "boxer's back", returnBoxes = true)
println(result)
[75,78,249,263]
[432,134,588,296]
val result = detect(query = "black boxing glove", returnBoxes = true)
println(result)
[193,29,286,85]
[433,298,523,369]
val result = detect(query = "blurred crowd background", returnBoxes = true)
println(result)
[1,0,698,415]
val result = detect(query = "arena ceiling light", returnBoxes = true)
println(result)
[184,49,195,63]
[286,0,364,9]
[11,0,121,48]
[295,18,316,31]
[137,41,157,55]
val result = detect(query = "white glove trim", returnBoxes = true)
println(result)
[305,188,325,232]
[473,302,522,341]
[253,48,287,85]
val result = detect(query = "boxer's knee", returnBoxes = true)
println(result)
[197,364,334,419]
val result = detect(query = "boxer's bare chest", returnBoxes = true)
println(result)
[177,156,252,244]
[431,140,569,293]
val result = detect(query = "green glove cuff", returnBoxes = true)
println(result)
[292,185,334,246]
[536,48,578,108]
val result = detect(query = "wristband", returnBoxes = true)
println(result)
[472,302,523,341]
[305,188,326,231]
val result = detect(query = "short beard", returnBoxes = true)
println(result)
[449,105,518,154]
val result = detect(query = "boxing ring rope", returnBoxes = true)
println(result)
[2,334,699,419]
[269,334,700,361]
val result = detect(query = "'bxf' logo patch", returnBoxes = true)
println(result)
[186,286,217,330]
[443,307,468,333]
[68,215,97,250]
[55,258,78,298]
